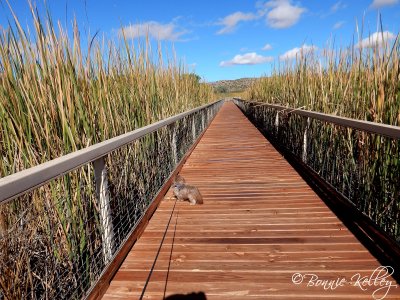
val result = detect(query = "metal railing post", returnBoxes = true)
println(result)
[275,112,279,134]
[93,157,114,264]
[172,128,178,165]
[192,117,196,141]
[302,117,310,162]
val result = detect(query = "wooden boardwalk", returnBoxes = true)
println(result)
[103,102,399,299]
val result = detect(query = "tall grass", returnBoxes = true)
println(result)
[0,2,213,299]
[247,32,400,126]
[245,28,400,242]
[0,2,212,178]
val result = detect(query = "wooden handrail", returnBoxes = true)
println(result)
[234,98,400,139]
[0,100,224,204]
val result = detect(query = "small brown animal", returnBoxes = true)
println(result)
[172,175,203,205]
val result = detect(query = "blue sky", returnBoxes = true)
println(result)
[0,0,399,81]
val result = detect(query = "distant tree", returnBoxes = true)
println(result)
[215,86,228,93]
[183,73,201,83]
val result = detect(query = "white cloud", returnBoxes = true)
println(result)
[215,1,305,33]
[279,44,317,60]
[370,0,399,8]
[262,43,273,50]
[216,12,259,34]
[333,21,345,29]
[356,31,395,48]
[119,22,188,41]
[264,0,306,28]
[220,52,273,66]
[331,1,347,12]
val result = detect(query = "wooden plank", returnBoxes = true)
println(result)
[131,243,369,253]
[103,278,400,299]
[102,102,400,299]
[139,231,353,239]
[127,251,375,263]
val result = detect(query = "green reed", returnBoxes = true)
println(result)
[247,33,400,126]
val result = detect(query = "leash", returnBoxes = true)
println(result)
[139,197,178,299]
[163,208,179,299]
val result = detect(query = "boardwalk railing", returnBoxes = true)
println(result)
[0,100,223,300]
[234,98,400,243]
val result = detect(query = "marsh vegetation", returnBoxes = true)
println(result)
[0,2,213,299]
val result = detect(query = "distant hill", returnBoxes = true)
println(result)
[209,78,257,93]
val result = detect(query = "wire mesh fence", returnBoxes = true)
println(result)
[234,98,400,242]
[0,100,222,300]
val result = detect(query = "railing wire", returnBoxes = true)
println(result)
[234,98,400,243]
[0,100,223,300]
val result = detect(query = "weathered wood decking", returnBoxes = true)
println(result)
[103,102,399,299]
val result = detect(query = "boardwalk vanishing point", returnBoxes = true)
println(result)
[102,102,400,299]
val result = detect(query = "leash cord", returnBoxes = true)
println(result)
[139,198,177,299]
